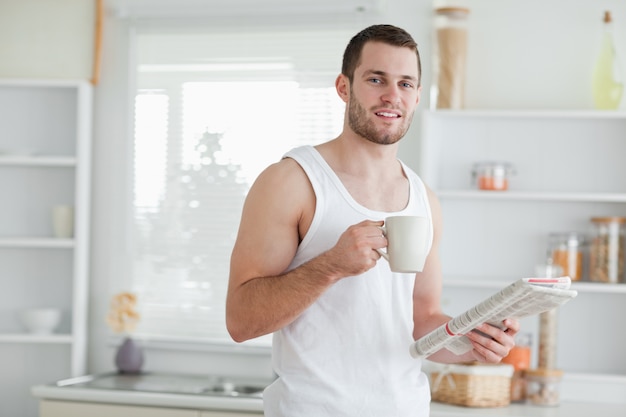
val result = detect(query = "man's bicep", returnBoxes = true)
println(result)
[230,162,306,284]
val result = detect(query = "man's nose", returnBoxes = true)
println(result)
[381,85,401,105]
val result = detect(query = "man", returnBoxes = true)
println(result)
[226,24,519,416]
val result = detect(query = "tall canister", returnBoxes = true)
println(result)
[432,6,470,109]
[589,217,625,283]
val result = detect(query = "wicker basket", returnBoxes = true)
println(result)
[429,362,514,407]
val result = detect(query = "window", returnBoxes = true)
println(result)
[130,27,349,346]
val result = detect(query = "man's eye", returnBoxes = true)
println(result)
[369,78,382,84]
[402,82,414,88]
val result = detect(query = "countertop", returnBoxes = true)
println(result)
[32,372,268,413]
[31,372,626,416]
[32,383,265,413]
[431,402,626,417]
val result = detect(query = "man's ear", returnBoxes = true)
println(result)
[335,74,350,103]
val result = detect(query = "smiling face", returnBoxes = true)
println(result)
[341,41,421,145]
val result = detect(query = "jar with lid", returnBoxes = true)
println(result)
[525,368,563,406]
[589,217,625,283]
[471,162,515,191]
[548,232,586,281]
[432,6,470,109]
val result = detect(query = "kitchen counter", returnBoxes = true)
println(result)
[32,372,268,413]
[33,384,264,414]
[431,402,626,417]
[31,372,626,417]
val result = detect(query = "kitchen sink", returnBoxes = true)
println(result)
[55,372,268,399]
[202,382,265,396]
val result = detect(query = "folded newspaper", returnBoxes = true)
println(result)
[409,277,578,358]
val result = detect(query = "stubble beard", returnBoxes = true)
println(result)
[347,90,413,146]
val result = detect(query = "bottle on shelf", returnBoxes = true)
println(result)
[592,11,624,110]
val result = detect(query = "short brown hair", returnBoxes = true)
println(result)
[341,24,421,86]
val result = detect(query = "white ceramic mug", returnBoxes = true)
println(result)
[377,215,429,273]
[52,205,74,238]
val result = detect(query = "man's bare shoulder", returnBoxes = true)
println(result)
[251,156,310,191]
[245,156,315,237]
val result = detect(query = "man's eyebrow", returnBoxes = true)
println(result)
[363,69,418,82]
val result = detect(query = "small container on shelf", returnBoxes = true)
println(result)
[548,232,587,281]
[501,333,532,403]
[589,216,625,283]
[18,308,62,335]
[525,368,563,406]
[471,161,515,191]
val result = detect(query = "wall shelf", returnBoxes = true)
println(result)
[0,238,75,249]
[0,156,77,167]
[422,109,626,377]
[429,109,626,120]
[437,190,626,203]
[442,278,626,294]
[0,78,92,417]
[0,334,73,344]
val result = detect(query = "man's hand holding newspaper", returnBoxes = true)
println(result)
[410,277,578,358]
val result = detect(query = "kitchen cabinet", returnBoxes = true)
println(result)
[420,109,626,381]
[0,79,92,416]
[40,400,199,417]
[39,400,262,417]
[36,396,626,417]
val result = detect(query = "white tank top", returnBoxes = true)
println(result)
[263,146,433,417]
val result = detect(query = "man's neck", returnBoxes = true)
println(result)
[315,136,409,212]
[316,135,400,178]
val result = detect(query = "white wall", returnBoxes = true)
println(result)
[464,0,625,110]
[0,0,95,79]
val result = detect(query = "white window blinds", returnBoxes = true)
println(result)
[130,27,349,346]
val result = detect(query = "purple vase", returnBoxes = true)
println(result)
[115,337,144,374]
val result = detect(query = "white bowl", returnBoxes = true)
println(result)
[19,309,62,334]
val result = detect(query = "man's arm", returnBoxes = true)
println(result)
[412,187,519,364]
[411,188,454,355]
[226,157,386,342]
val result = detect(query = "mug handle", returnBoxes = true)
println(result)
[376,225,389,261]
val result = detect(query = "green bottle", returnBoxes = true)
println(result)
[592,11,624,110]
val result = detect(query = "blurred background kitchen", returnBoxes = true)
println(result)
[1,0,625,416]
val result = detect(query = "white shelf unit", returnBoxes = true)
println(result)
[420,109,626,378]
[0,79,92,416]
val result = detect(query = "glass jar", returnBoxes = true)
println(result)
[432,6,470,109]
[525,368,563,406]
[535,261,564,279]
[589,217,625,283]
[471,162,515,191]
[548,232,586,281]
